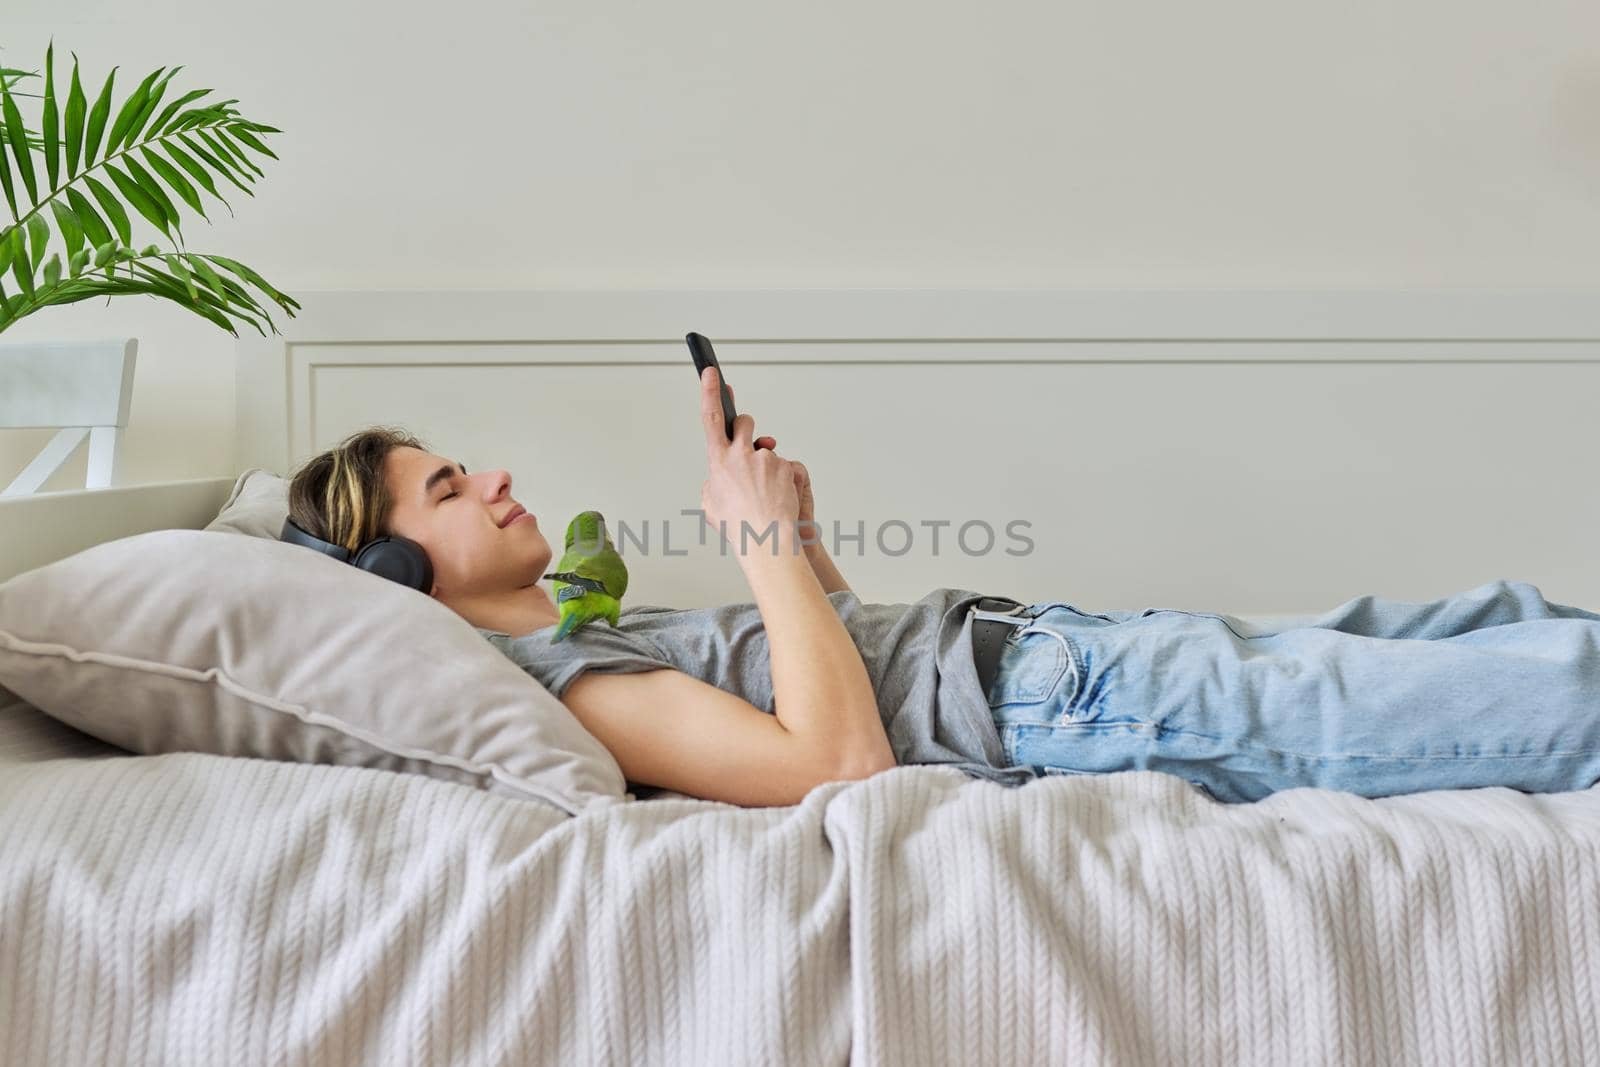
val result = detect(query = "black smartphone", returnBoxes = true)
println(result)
[686,331,740,444]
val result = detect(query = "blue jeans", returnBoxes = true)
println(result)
[978,578,1600,804]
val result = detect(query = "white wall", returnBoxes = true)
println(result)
[3,0,1598,489]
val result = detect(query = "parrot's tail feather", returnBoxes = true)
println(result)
[552,612,582,642]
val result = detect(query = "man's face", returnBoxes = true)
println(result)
[383,446,552,600]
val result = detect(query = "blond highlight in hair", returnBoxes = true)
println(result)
[287,426,429,554]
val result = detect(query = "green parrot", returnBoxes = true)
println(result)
[541,510,629,643]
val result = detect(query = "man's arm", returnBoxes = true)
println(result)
[789,462,851,596]
[802,522,852,596]
[563,667,876,806]
[742,522,892,776]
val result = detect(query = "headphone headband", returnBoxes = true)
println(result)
[279,516,434,595]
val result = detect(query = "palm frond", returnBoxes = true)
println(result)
[0,37,297,337]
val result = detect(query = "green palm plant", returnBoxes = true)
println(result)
[0,38,300,338]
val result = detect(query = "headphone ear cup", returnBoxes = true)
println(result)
[351,535,434,594]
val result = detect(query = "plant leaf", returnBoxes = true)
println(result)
[183,252,232,305]
[82,174,132,245]
[120,155,183,236]
[65,53,86,178]
[200,268,272,326]
[140,258,218,308]
[206,255,300,321]
[49,198,84,259]
[165,105,226,135]
[206,253,301,312]
[129,260,241,334]
[84,65,118,168]
[0,80,38,207]
[0,227,14,272]
[105,66,165,156]
[68,245,90,276]
[177,131,254,196]
[64,187,112,247]
[10,234,34,298]
[72,269,236,333]
[225,123,278,160]
[161,252,198,300]
[188,259,277,335]
[42,40,60,192]
[207,128,263,178]
[159,140,229,212]
[25,213,50,273]
[0,126,17,220]
[92,239,118,267]
[194,127,257,181]
[102,163,170,239]
[139,146,205,219]
[148,88,211,139]
[123,66,181,150]
[42,251,62,287]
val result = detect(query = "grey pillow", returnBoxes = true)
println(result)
[0,527,629,815]
[204,466,292,540]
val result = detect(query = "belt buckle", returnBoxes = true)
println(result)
[970,596,1029,623]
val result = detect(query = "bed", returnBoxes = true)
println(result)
[3,289,1599,1064]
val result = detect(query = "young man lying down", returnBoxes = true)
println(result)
[285,369,1600,808]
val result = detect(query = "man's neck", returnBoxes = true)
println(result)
[447,585,563,638]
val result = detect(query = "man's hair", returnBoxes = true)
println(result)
[286,425,429,554]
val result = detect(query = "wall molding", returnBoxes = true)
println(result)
[236,288,1600,474]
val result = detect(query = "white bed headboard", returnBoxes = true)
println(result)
[210,289,1600,614]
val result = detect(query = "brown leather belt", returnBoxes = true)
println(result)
[970,597,1030,698]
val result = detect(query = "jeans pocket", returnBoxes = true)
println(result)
[988,624,1088,729]
[988,627,1070,708]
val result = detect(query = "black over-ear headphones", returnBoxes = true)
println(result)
[279,516,434,595]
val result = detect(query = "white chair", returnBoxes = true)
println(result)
[0,338,137,497]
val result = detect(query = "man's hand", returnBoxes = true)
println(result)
[720,379,848,593]
[722,379,778,453]
[791,460,814,526]
[698,369,799,557]
[721,380,815,528]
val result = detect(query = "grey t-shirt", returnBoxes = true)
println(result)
[474,588,1040,788]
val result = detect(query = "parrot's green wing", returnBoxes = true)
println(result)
[541,510,629,642]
